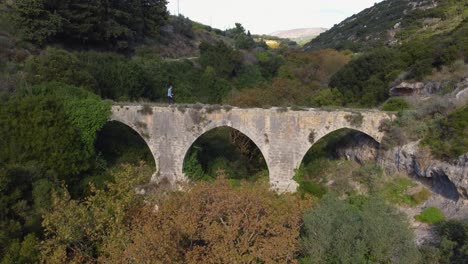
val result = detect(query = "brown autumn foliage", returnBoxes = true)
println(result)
[107,177,313,264]
[227,78,316,107]
[278,49,352,85]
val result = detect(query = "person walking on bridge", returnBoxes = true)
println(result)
[167,83,174,104]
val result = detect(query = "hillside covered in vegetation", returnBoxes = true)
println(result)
[0,0,467,263]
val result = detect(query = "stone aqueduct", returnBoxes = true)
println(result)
[111,104,395,192]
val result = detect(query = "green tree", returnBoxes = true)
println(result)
[300,195,421,263]
[41,164,151,263]
[9,0,62,45]
[8,0,168,47]
[199,41,243,79]
[422,106,468,160]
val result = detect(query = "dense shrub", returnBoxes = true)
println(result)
[329,47,405,107]
[381,97,411,111]
[0,82,110,178]
[199,41,243,79]
[25,47,94,87]
[423,106,468,160]
[41,164,152,263]
[415,207,445,224]
[300,195,421,263]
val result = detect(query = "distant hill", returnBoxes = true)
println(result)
[304,0,468,51]
[270,28,328,45]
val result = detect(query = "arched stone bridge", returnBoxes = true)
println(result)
[111,104,395,192]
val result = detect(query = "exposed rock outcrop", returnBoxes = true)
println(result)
[390,77,468,97]
[335,136,468,201]
[380,142,467,201]
[334,133,379,164]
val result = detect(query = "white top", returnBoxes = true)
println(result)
[168,86,173,97]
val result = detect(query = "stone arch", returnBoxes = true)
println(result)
[181,124,270,180]
[103,119,158,173]
[314,126,381,146]
[297,127,381,173]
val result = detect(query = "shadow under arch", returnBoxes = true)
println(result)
[303,127,381,165]
[95,120,156,170]
[182,125,269,182]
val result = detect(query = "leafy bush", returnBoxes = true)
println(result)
[41,164,152,263]
[300,195,421,263]
[25,47,94,87]
[0,82,110,178]
[329,47,405,107]
[415,207,445,224]
[382,97,410,111]
[422,106,468,160]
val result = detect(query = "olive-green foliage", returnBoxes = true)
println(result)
[379,97,457,151]
[0,82,110,262]
[415,207,445,224]
[255,51,284,80]
[31,82,111,155]
[8,0,168,48]
[1,233,40,264]
[79,52,165,101]
[41,163,151,263]
[381,97,410,111]
[7,0,62,45]
[310,88,344,107]
[25,48,223,103]
[226,23,256,50]
[0,166,44,264]
[300,195,421,263]
[293,165,327,199]
[329,47,405,107]
[0,85,104,177]
[26,47,94,87]
[423,106,468,160]
[199,41,243,79]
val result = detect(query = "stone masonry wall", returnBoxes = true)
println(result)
[111,105,395,192]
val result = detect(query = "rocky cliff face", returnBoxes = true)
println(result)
[381,142,467,201]
[335,137,468,201]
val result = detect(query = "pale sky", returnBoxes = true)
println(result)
[166,0,384,34]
